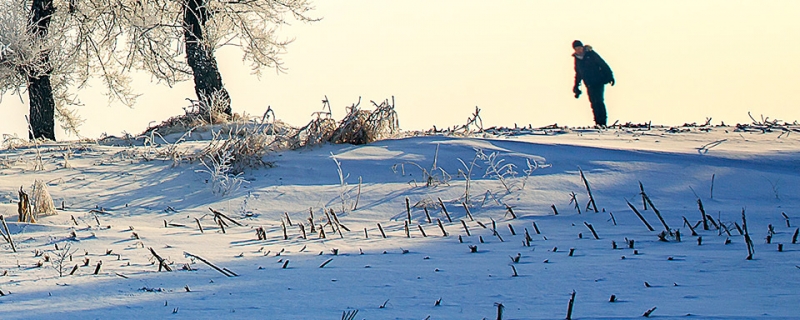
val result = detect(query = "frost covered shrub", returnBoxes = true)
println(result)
[192,113,287,195]
[289,97,399,148]
[32,179,57,218]
[120,96,398,195]
[330,98,399,145]
[143,92,234,137]
[196,123,275,175]
[16,180,56,223]
[289,108,337,149]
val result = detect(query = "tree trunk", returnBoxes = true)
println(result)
[27,0,56,140]
[183,0,232,116]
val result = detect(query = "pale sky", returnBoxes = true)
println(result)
[2,0,800,140]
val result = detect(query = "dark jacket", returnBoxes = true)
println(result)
[573,45,614,87]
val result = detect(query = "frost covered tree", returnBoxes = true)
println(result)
[1,0,313,140]
[0,0,136,140]
[0,0,59,140]
[24,0,55,140]
[115,0,316,116]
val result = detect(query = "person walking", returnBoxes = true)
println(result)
[572,40,615,127]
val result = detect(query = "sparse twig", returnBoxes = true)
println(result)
[566,290,576,320]
[682,216,698,236]
[742,208,755,260]
[479,150,517,193]
[710,173,715,199]
[579,168,598,213]
[642,191,670,232]
[626,200,655,232]
[640,181,648,210]
[584,222,599,239]
[504,204,517,219]
[495,302,505,319]
[698,199,709,230]
[0,216,16,252]
[569,192,581,214]
[209,208,243,227]
[184,252,236,277]
[319,258,333,268]
[149,247,172,272]
[353,176,362,211]
[438,197,452,223]
[49,243,78,277]
[341,309,359,320]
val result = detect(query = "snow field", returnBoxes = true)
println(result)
[0,128,798,319]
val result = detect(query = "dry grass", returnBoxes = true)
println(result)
[418,106,483,137]
[287,100,337,149]
[92,96,399,196]
[2,134,26,150]
[193,122,276,175]
[330,97,399,145]
[142,94,234,137]
[289,96,399,148]
[182,96,399,194]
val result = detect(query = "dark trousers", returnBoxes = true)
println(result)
[586,84,607,126]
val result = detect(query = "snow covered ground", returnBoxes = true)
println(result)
[0,126,799,319]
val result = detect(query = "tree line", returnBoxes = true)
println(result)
[0,0,316,140]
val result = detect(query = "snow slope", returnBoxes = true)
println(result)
[0,127,798,319]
